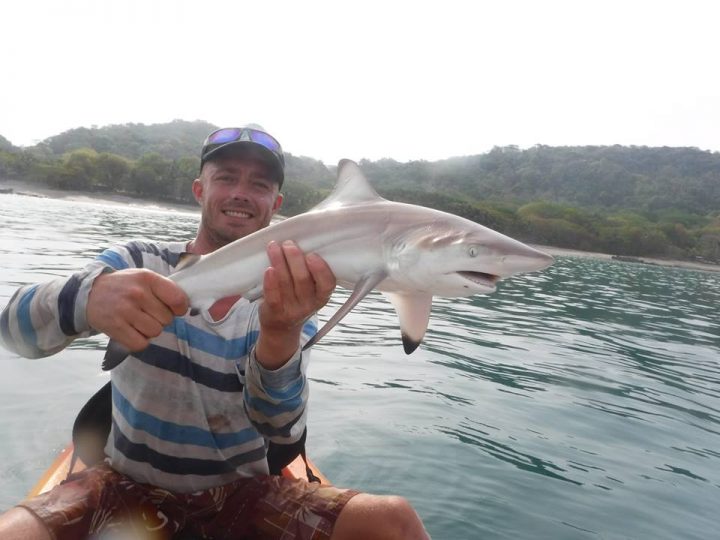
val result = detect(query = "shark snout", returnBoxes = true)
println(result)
[480,239,554,278]
[501,244,554,275]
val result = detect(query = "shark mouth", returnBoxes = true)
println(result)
[457,271,499,287]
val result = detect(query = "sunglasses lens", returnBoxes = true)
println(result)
[202,128,283,169]
[249,130,281,152]
[207,128,242,144]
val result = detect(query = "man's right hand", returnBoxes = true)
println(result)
[87,269,189,352]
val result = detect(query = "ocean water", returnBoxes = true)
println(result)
[0,193,718,539]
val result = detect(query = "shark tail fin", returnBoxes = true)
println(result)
[102,339,130,371]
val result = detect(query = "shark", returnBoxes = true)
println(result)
[102,159,553,369]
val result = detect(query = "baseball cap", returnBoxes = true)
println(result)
[200,124,285,187]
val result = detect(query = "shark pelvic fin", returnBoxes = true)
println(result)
[303,270,388,351]
[102,339,130,371]
[382,292,433,354]
[309,160,385,212]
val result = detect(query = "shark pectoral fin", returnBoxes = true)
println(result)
[102,339,130,371]
[302,271,388,351]
[382,292,433,354]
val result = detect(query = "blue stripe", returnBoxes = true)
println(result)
[169,319,256,359]
[244,391,304,418]
[17,286,39,348]
[112,419,267,476]
[302,319,318,338]
[134,344,243,392]
[96,250,129,270]
[112,384,259,449]
[263,377,305,402]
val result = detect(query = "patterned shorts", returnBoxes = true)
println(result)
[19,462,359,540]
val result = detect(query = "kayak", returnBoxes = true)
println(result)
[28,443,329,498]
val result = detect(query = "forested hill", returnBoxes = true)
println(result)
[359,145,720,215]
[37,120,217,160]
[1,121,718,262]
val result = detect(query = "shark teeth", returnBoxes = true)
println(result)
[457,271,499,286]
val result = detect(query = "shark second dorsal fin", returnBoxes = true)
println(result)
[310,159,385,212]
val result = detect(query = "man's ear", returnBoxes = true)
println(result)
[272,193,284,213]
[191,178,203,204]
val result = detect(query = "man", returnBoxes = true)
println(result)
[0,125,429,539]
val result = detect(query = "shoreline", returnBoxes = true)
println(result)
[0,178,199,214]
[2,178,719,274]
[532,245,720,274]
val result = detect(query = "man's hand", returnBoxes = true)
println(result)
[256,240,336,369]
[87,269,189,352]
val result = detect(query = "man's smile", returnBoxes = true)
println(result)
[223,209,253,218]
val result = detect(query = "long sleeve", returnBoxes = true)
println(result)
[242,317,318,444]
[0,241,173,359]
[0,263,112,358]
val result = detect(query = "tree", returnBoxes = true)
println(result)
[96,153,132,191]
[0,134,15,152]
[54,148,100,190]
[129,153,173,197]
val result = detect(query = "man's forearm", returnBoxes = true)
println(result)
[254,325,303,370]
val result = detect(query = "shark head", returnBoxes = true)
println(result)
[389,216,554,297]
[300,159,555,354]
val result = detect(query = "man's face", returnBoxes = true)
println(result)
[192,154,283,251]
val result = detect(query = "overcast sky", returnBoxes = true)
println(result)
[1,0,718,164]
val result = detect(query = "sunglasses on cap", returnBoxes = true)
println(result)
[201,127,285,167]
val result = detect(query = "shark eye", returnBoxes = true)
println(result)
[468,245,479,258]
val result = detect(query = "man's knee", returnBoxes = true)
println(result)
[0,506,51,540]
[333,493,429,539]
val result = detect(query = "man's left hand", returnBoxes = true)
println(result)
[255,240,336,369]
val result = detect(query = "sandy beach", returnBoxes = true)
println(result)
[2,177,719,274]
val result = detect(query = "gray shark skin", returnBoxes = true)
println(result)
[102,159,553,370]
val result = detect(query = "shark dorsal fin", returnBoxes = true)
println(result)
[310,159,385,212]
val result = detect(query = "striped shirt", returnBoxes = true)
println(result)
[0,240,317,493]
